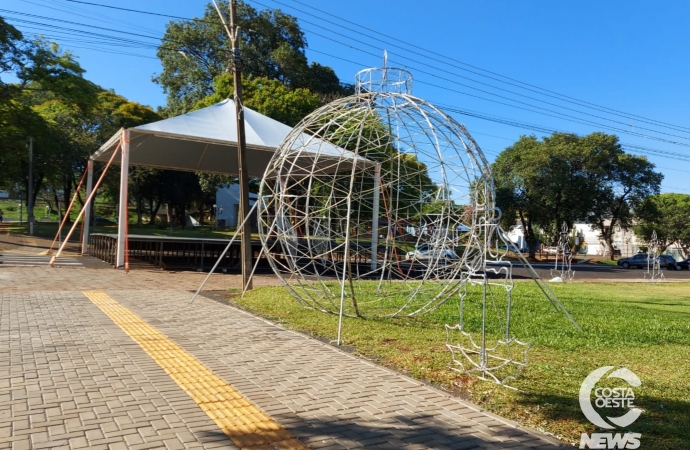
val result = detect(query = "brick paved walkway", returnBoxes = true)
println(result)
[0,261,564,449]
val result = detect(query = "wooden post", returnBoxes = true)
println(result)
[229,0,253,290]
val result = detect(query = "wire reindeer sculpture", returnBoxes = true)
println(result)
[550,221,575,281]
[644,230,664,283]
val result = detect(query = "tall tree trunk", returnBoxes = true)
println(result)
[519,211,537,259]
[62,176,72,225]
[604,223,616,261]
[136,196,143,226]
[53,190,59,222]
[150,199,161,224]
[605,235,616,260]
[73,175,84,207]
[133,175,143,226]
[178,206,186,227]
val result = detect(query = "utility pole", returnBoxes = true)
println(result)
[229,0,253,290]
[28,136,34,236]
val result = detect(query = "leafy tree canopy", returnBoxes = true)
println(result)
[195,73,320,126]
[634,193,690,254]
[155,1,350,115]
[493,132,662,258]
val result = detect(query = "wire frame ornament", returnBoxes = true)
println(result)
[257,66,580,384]
[550,221,575,281]
[258,67,489,318]
[644,230,664,282]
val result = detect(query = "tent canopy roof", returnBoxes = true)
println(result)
[91,99,372,177]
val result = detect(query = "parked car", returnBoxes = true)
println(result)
[405,243,459,261]
[676,258,690,270]
[0,190,9,199]
[617,253,678,270]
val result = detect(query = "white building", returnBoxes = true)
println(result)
[572,223,604,256]
[504,224,528,250]
[574,222,646,258]
[215,184,258,228]
[507,221,680,259]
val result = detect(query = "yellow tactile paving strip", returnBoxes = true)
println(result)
[82,290,308,449]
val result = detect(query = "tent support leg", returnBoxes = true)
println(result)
[116,130,130,269]
[81,159,94,255]
[51,141,121,266]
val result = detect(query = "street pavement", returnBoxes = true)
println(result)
[0,236,569,449]
[512,261,690,282]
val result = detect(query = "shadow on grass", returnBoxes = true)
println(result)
[514,391,690,449]
[616,299,690,314]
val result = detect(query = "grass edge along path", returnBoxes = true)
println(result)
[224,281,690,449]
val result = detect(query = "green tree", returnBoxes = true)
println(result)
[493,132,662,258]
[154,1,349,115]
[493,133,592,256]
[634,193,690,255]
[588,151,662,259]
[0,24,99,202]
[0,17,25,102]
[13,85,161,224]
[31,99,95,223]
[196,73,320,126]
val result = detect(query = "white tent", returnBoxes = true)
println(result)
[91,99,370,176]
[82,99,373,268]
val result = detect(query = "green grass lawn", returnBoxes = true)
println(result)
[0,198,98,222]
[227,281,690,448]
[597,258,619,266]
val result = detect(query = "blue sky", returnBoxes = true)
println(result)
[3,0,690,193]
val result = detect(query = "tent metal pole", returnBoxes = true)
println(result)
[116,130,130,269]
[81,159,94,255]
[48,168,87,254]
[51,142,121,266]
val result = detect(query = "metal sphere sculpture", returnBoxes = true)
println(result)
[258,67,495,318]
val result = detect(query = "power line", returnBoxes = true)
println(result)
[3,10,213,60]
[7,2,690,170]
[34,0,690,148]
[660,185,690,193]
[293,49,690,164]
[253,0,690,143]
[22,0,163,36]
[2,10,166,43]
[61,0,207,22]
[273,0,690,135]
[298,31,690,149]
[35,0,690,142]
